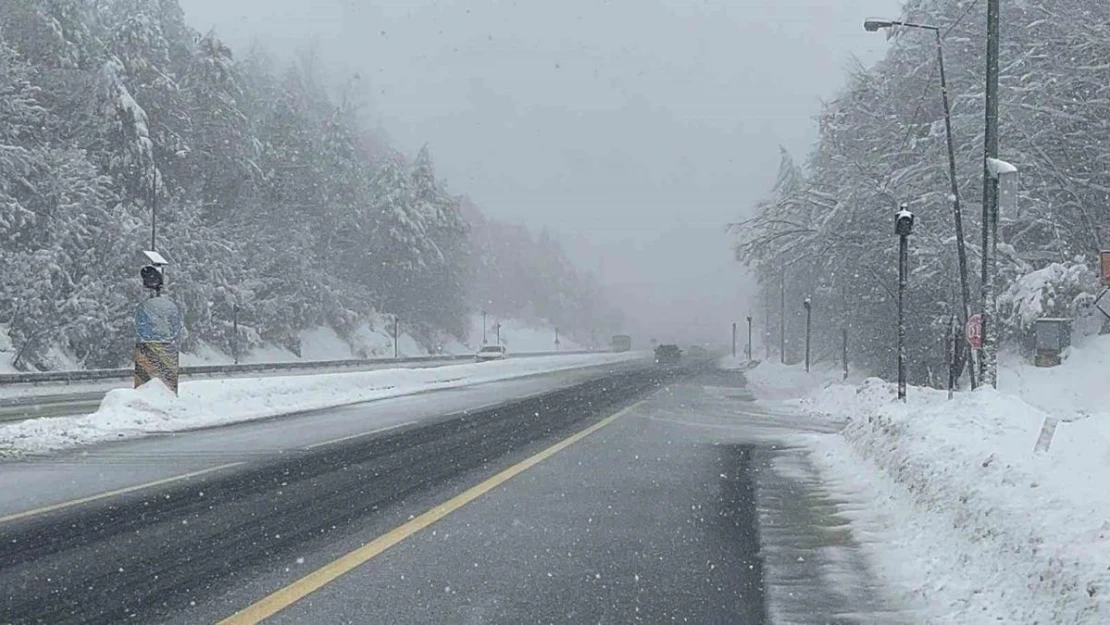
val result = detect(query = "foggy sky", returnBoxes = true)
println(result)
[179,0,897,346]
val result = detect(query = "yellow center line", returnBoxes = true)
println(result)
[216,399,647,625]
[0,461,244,525]
[302,421,418,450]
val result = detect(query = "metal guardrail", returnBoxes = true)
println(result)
[0,350,600,386]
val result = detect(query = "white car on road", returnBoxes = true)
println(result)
[476,344,508,361]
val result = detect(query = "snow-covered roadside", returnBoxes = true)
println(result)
[719,354,861,402]
[0,352,644,456]
[753,352,1110,623]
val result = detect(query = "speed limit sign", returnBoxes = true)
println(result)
[966,313,983,349]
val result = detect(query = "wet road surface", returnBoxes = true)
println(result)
[1,362,905,624]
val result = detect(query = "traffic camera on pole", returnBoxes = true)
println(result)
[895,204,915,236]
[140,250,168,294]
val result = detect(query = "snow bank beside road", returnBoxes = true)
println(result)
[788,370,1110,623]
[0,353,642,455]
[1000,333,1110,421]
[731,358,859,403]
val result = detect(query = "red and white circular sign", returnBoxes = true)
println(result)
[965,313,983,349]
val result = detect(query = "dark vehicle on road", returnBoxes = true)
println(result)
[654,344,682,365]
[611,334,632,352]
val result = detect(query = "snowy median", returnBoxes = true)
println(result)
[0,352,644,456]
[739,344,1110,624]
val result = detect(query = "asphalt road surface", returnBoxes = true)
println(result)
[0,360,903,625]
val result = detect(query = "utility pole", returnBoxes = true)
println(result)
[980,0,1001,388]
[393,316,400,359]
[842,327,849,380]
[746,315,753,361]
[732,322,737,359]
[232,304,240,365]
[947,315,956,400]
[803,298,812,373]
[896,206,915,401]
[780,270,786,364]
[150,169,158,252]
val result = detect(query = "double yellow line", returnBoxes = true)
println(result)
[217,399,646,625]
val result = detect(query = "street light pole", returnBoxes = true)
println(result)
[899,232,908,400]
[780,270,786,364]
[935,28,977,390]
[481,310,487,345]
[746,315,753,361]
[732,322,737,359]
[803,298,812,373]
[394,316,400,359]
[150,170,158,252]
[232,304,239,365]
[895,205,915,401]
[865,18,976,389]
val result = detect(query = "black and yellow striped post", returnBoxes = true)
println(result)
[134,341,180,394]
[134,294,183,395]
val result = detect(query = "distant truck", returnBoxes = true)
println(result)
[654,344,682,365]
[611,334,632,352]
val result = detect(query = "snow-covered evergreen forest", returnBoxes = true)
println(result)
[0,0,619,370]
[733,0,1108,384]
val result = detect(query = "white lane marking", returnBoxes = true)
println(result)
[0,461,245,525]
[302,421,418,450]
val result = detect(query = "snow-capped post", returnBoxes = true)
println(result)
[947,315,956,400]
[895,205,915,401]
[802,297,812,373]
[982,158,1016,387]
[395,316,403,357]
[134,250,182,395]
[779,270,786,364]
[746,315,753,361]
[842,327,849,381]
[232,304,240,365]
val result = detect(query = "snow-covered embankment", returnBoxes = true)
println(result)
[747,340,1110,624]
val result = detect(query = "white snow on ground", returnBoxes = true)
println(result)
[179,315,577,367]
[0,325,14,373]
[180,317,432,366]
[746,339,1110,624]
[0,352,644,455]
[721,355,860,401]
[3,314,581,372]
[465,314,584,352]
